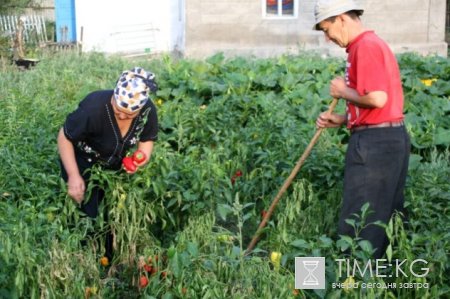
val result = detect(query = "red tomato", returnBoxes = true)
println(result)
[133,150,146,163]
[100,256,109,267]
[139,275,149,288]
[144,264,152,273]
[122,156,136,172]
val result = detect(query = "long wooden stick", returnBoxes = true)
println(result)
[245,98,339,255]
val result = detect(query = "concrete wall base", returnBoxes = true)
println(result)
[185,42,448,59]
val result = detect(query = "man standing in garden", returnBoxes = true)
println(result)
[313,0,411,259]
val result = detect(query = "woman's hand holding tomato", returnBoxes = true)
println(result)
[122,156,137,174]
[132,150,147,165]
[122,150,148,174]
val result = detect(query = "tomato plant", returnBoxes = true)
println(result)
[0,51,448,298]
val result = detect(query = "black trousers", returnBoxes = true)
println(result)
[338,126,410,259]
[60,159,114,260]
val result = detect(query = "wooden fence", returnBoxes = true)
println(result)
[0,15,48,45]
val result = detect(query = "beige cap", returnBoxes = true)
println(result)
[313,0,364,30]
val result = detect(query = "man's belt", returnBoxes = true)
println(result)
[351,120,404,133]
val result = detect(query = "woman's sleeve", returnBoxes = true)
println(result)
[63,106,90,143]
[139,101,158,142]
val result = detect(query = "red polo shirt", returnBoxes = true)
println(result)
[345,31,404,128]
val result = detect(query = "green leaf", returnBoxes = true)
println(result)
[358,240,373,253]
[187,242,199,257]
[217,204,233,221]
[291,239,309,249]
[167,246,177,258]
[434,127,450,145]
[162,292,175,299]
[344,219,356,228]
[386,244,393,262]
[243,212,253,223]
[336,236,353,251]
[336,239,351,252]
[360,202,371,215]
[408,154,423,170]
[169,252,181,278]
[242,202,255,209]
[318,236,333,248]
[206,52,225,65]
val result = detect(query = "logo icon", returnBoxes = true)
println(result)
[295,257,325,289]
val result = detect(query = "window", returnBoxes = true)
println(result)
[263,0,298,19]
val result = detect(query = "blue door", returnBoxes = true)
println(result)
[55,0,76,42]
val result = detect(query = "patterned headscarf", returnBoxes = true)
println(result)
[114,67,158,113]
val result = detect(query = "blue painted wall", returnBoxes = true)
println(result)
[55,0,76,42]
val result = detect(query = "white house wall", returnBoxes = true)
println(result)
[75,0,184,54]
[185,0,448,58]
